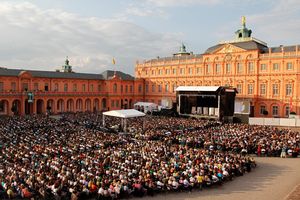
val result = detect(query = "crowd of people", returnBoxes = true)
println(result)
[0,113,299,200]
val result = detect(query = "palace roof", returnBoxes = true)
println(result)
[0,68,134,81]
[205,40,269,54]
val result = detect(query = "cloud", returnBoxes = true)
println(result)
[123,0,221,18]
[145,0,221,7]
[246,0,300,46]
[212,0,300,47]
[0,1,181,74]
[125,3,167,18]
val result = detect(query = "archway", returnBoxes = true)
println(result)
[102,98,107,110]
[76,99,83,112]
[25,100,33,115]
[12,99,21,115]
[0,100,9,115]
[93,98,99,112]
[85,98,91,111]
[66,99,74,112]
[47,99,54,114]
[57,99,65,113]
[129,99,133,109]
[36,99,44,114]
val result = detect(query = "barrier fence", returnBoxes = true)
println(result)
[249,117,300,127]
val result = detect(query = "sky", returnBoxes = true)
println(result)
[0,0,299,75]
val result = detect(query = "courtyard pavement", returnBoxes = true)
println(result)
[141,157,300,200]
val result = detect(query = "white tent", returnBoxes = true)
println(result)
[103,109,146,118]
[134,102,158,113]
[102,109,146,132]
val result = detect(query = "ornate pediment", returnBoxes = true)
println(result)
[213,44,246,54]
[18,71,32,78]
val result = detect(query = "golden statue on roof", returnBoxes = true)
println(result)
[242,16,246,27]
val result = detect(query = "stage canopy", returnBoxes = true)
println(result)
[103,109,145,119]
[175,86,220,92]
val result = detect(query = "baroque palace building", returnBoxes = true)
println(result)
[135,17,300,118]
[0,58,144,115]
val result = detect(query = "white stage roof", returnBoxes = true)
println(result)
[103,109,146,118]
[175,86,220,92]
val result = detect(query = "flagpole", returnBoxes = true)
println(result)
[112,57,116,76]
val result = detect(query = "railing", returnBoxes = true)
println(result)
[0,90,110,97]
[34,91,109,97]
[0,91,23,96]
[259,52,299,59]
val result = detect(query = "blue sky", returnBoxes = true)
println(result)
[0,0,299,74]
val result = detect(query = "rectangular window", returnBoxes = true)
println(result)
[145,84,149,93]
[237,63,243,73]
[206,64,211,74]
[165,84,169,92]
[226,63,231,73]
[272,106,279,116]
[82,84,86,92]
[116,100,119,108]
[260,106,266,115]
[173,84,177,92]
[248,62,254,73]
[273,63,280,71]
[138,84,142,93]
[22,83,29,91]
[286,84,292,96]
[215,64,221,74]
[121,85,123,93]
[189,68,193,75]
[272,84,279,96]
[180,68,184,74]
[44,83,49,91]
[260,63,267,71]
[113,84,117,93]
[196,67,201,74]
[172,68,176,74]
[0,82,3,92]
[98,84,101,92]
[90,84,94,92]
[54,83,58,91]
[166,69,170,75]
[152,70,155,75]
[260,84,266,95]
[285,106,290,117]
[152,84,155,92]
[248,84,253,95]
[237,84,242,94]
[111,100,115,108]
[130,85,133,92]
[11,82,16,91]
[34,83,38,91]
[73,84,77,92]
[158,69,162,75]
[287,62,293,70]
[125,85,128,93]
[158,85,162,92]
[64,83,68,92]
